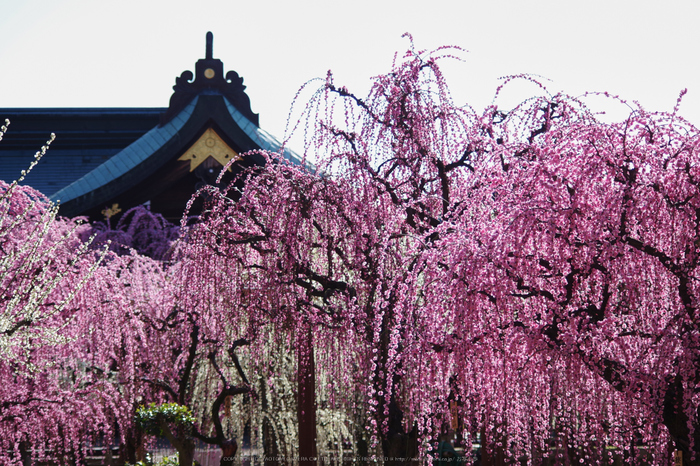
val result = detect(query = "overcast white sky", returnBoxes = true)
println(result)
[1,0,699,151]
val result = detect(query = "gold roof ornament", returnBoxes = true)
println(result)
[101,203,121,220]
[178,127,239,172]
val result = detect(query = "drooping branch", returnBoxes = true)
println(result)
[210,385,250,442]
[0,318,32,336]
[178,319,200,405]
[140,377,178,401]
[228,338,250,386]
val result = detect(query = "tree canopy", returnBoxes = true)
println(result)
[2,43,700,465]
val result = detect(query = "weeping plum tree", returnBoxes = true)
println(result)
[0,124,139,464]
[430,92,700,463]
[183,41,491,464]
[0,194,254,466]
[4,39,700,466]
[0,126,213,466]
[84,207,256,466]
[181,166,352,464]
[88,205,181,260]
[185,39,700,465]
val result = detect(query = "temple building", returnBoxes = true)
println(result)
[0,32,301,221]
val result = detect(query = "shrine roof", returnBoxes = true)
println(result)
[50,100,197,205]
[0,32,309,220]
[50,95,304,212]
[0,107,163,196]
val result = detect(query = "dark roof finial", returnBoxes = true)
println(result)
[162,30,259,126]
[206,32,213,59]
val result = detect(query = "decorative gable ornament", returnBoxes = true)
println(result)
[178,128,238,172]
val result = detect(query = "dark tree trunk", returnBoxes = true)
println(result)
[157,417,196,466]
[19,441,32,466]
[178,438,195,466]
[260,373,282,465]
[297,324,318,465]
[356,426,369,466]
[263,417,282,466]
[379,400,418,466]
[664,375,700,466]
[118,428,143,465]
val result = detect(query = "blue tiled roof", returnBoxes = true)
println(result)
[46,92,315,215]
[1,149,113,196]
[0,108,163,196]
[223,99,311,168]
[50,99,198,205]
